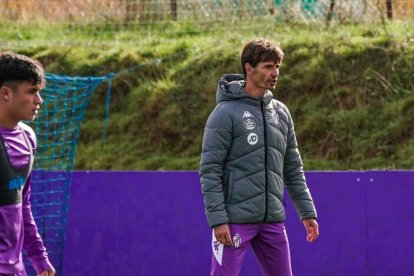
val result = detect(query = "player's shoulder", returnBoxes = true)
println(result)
[18,122,37,146]
[272,99,289,111]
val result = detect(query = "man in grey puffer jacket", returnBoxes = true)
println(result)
[200,38,319,276]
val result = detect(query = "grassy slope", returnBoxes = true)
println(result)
[2,20,413,170]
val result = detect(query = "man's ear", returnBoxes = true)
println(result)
[245,63,253,75]
[0,86,13,101]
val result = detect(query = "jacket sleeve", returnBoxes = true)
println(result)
[282,104,318,221]
[199,105,233,228]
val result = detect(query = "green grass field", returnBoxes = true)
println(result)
[1,19,413,170]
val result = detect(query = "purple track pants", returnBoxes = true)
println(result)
[211,222,293,276]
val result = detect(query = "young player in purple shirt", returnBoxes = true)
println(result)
[0,52,55,276]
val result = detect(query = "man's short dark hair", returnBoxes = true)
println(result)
[0,52,45,88]
[241,38,284,75]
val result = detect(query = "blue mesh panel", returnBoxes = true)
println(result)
[23,73,113,276]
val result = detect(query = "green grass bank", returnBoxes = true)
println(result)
[2,20,413,170]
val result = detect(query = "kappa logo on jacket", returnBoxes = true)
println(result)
[242,111,254,118]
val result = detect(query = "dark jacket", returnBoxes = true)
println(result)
[200,74,317,228]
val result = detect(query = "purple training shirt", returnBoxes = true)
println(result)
[0,124,54,275]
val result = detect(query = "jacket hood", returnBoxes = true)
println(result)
[216,74,273,105]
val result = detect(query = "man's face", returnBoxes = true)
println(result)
[248,60,280,92]
[8,81,44,122]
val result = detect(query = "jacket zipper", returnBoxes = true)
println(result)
[261,99,268,222]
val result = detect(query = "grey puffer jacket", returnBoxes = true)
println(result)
[200,74,317,228]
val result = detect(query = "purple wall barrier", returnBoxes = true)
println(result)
[62,171,414,276]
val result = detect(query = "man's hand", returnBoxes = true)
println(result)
[214,224,233,246]
[303,218,319,243]
[37,268,55,276]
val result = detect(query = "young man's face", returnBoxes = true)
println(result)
[248,60,280,92]
[7,81,44,122]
